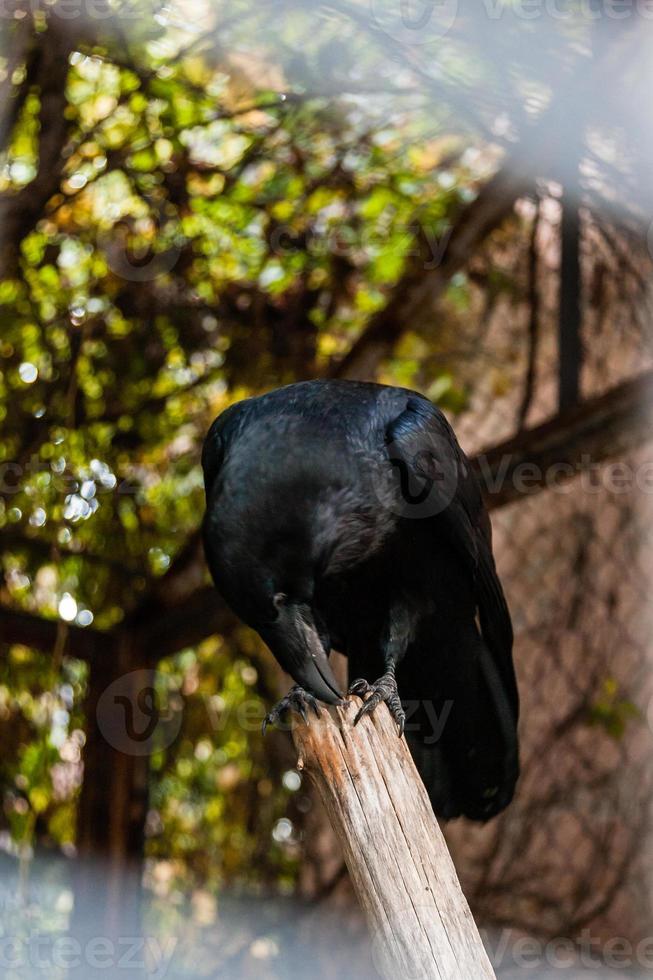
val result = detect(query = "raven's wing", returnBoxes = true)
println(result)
[385,396,518,724]
[201,420,225,493]
[201,419,228,591]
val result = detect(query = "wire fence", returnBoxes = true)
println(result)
[406,198,653,948]
[444,439,653,947]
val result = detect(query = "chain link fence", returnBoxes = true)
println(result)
[445,429,653,952]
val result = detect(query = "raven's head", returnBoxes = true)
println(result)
[202,420,346,705]
[257,592,344,705]
[203,518,344,705]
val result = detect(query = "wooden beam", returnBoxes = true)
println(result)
[558,175,583,410]
[0,529,144,576]
[127,585,237,660]
[291,699,495,979]
[0,606,113,660]
[477,369,653,510]
[0,582,233,663]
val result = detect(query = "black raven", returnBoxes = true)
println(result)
[202,380,519,820]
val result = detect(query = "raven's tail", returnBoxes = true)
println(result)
[399,617,519,822]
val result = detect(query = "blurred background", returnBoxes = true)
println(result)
[1,1,653,977]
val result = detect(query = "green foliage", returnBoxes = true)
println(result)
[587,678,641,741]
[0,1,493,895]
[0,34,474,624]
[147,635,303,896]
[0,646,87,853]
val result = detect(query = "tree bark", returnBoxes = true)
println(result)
[72,633,152,949]
[76,634,152,863]
[0,14,76,279]
[291,699,495,980]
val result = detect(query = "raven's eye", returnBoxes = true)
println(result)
[273,592,288,609]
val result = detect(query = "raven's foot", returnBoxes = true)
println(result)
[262,685,322,735]
[348,674,405,736]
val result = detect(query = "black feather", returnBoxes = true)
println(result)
[202,379,520,821]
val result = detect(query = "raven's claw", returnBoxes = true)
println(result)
[262,685,322,735]
[348,673,406,736]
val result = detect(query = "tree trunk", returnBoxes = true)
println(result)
[0,10,82,279]
[558,175,582,411]
[72,634,151,953]
[291,698,495,980]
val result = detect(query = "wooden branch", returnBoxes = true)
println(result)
[292,699,495,980]
[0,605,113,661]
[0,529,143,576]
[127,585,237,660]
[477,368,653,510]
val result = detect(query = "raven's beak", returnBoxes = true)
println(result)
[259,604,344,705]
